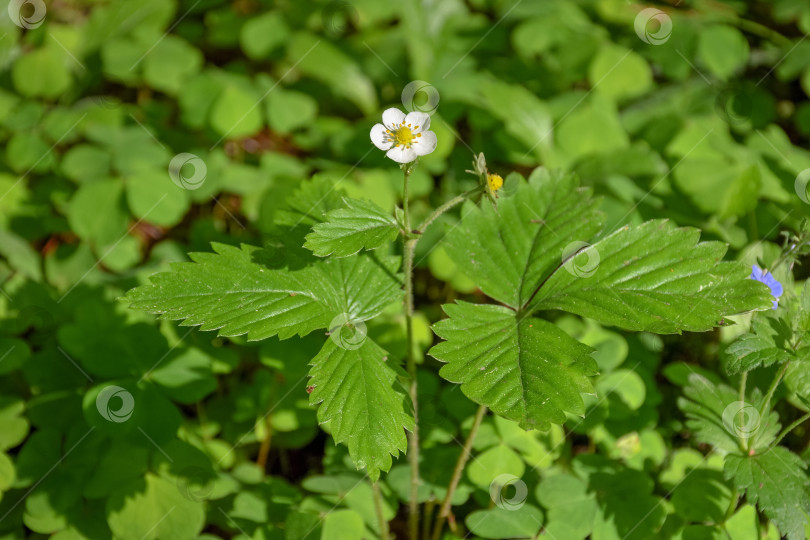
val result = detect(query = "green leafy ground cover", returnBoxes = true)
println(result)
[2,0,810,539]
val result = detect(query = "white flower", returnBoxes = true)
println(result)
[370,108,437,164]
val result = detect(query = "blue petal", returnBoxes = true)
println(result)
[750,264,764,281]
[764,274,783,298]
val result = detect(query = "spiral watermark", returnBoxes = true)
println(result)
[722,401,760,441]
[95,385,135,423]
[176,467,215,502]
[168,153,206,190]
[715,83,754,127]
[8,0,46,29]
[562,241,600,278]
[634,8,672,45]
[321,1,358,38]
[795,169,810,204]
[401,80,440,116]
[328,313,367,350]
[489,474,528,511]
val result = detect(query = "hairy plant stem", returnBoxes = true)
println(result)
[416,186,483,235]
[422,499,435,540]
[738,371,748,451]
[256,416,273,469]
[399,171,484,540]
[402,165,420,540]
[400,169,483,540]
[372,481,390,540]
[770,411,810,449]
[430,404,488,540]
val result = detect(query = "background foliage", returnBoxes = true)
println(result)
[2,0,810,538]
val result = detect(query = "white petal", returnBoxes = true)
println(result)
[382,108,406,129]
[404,111,430,133]
[386,145,417,163]
[411,130,437,156]
[370,123,392,150]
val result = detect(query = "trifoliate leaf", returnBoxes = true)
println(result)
[443,170,770,332]
[531,219,774,333]
[725,447,810,540]
[724,333,791,375]
[308,338,413,481]
[126,243,402,341]
[430,301,597,430]
[443,169,603,309]
[304,197,399,257]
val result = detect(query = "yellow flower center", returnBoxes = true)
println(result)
[487,173,503,192]
[387,123,422,148]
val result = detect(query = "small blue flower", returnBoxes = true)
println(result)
[750,265,783,309]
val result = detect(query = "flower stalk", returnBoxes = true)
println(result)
[402,163,421,540]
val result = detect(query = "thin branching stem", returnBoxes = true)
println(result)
[416,186,483,236]
[372,481,390,540]
[770,411,810,449]
[431,404,487,540]
[738,371,748,452]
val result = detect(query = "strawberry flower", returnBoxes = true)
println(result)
[370,108,437,164]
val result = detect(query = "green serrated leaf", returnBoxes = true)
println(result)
[304,197,399,257]
[725,447,810,540]
[127,243,402,341]
[443,170,603,309]
[277,175,344,229]
[430,301,597,430]
[678,373,780,454]
[724,333,791,375]
[532,219,774,333]
[308,338,413,481]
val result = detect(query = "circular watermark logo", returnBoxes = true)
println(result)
[96,385,135,423]
[722,401,760,440]
[489,474,528,511]
[321,0,358,38]
[795,169,810,204]
[401,80,440,116]
[168,153,206,190]
[634,8,672,45]
[328,313,368,350]
[8,0,46,29]
[176,466,215,502]
[562,241,600,278]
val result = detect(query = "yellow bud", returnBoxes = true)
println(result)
[487,173,503,192]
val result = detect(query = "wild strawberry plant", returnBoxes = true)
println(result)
[123,106,809,539]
